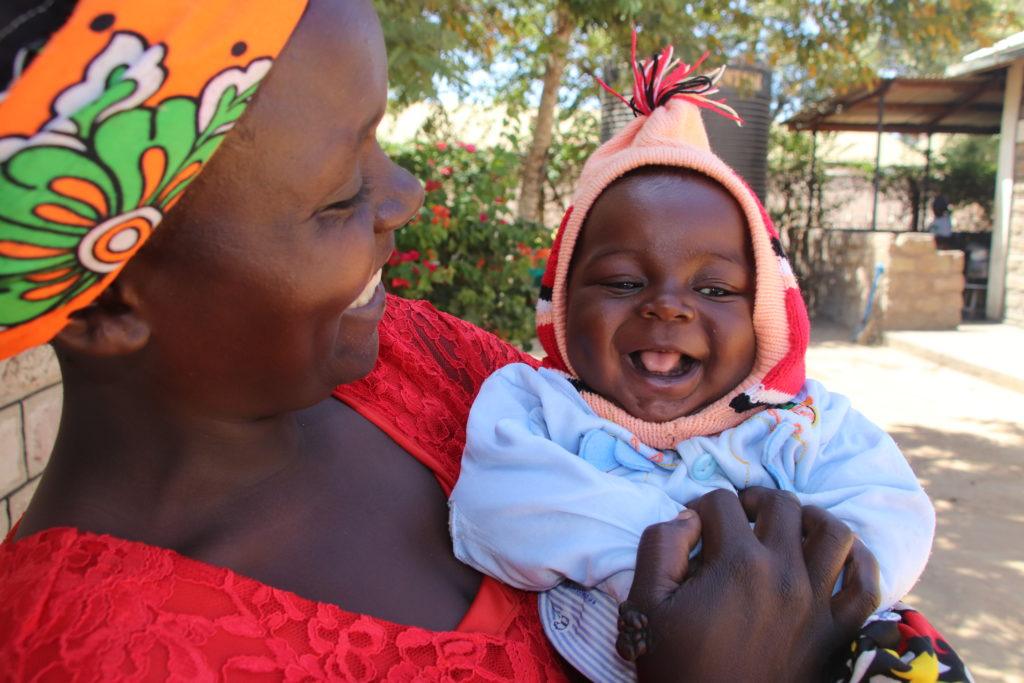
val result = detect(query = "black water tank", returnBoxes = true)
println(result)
[599,64,773,202]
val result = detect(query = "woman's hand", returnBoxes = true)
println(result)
[627,487,881,682]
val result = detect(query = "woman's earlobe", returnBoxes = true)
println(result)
[53,281,151,357]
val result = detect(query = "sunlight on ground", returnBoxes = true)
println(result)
[806,333,1024,682]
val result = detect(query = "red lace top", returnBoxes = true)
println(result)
[0,296,565,682]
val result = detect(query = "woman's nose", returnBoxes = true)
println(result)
[374,158,424,234]
[640,295,695,322]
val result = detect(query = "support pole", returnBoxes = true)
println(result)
[987,59,1024,321]
[921,133,932,232]
[870,81,890,231]
[806,129,818,229]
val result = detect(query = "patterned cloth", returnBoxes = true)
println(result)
[0,0,307,358]
[839,603,973,682]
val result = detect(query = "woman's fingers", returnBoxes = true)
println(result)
[627,510,702,610]
[801,504,856,601]
[738,487,803,555]
[831,538,881,635]
[688,489,751,560]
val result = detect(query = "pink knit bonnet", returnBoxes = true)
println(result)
[535,35,810,449]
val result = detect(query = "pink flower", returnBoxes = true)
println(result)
[478,212,489,222]
[424,179,442,192]
[459,142,477,153]
[401,249,420,262]
[439,166,453,177]
[390,277,411,289]
[387,250,400,266]
[435,141,448,151]
[424,261,438,273]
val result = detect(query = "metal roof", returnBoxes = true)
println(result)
[785,74,1005,135]
[948,30,1024,77]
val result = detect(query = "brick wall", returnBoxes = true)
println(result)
[0,346,62,537]
[805,229,964,333]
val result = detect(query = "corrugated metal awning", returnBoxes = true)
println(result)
[785,74,1005,135]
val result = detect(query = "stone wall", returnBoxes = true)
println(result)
[0,346,61,537]
[1005,116,1024,326]
[805,229,965,333]
[883,234,965,330]
[808,230,894,330]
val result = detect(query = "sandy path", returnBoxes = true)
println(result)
[807,331,1024,682]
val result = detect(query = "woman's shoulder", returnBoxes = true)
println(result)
[0,526,566,682]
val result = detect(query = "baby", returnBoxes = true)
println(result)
[448,46,934,683]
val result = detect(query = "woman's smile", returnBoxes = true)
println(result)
[346,268,383,311]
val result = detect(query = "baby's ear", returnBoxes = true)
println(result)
[53,280,150,357]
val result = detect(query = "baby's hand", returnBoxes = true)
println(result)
[615,601,651,661]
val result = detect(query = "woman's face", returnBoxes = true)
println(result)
[125,0,423,417]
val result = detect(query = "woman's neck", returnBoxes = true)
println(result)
[16,368,309,546]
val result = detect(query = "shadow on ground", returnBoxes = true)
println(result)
[889,419,1024,682]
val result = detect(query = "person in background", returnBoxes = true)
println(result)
[928,194,954,239]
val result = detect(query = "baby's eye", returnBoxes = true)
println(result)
[696,285,733,297]
[603,280,644,291]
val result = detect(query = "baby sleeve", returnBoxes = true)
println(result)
[787,381,935,610]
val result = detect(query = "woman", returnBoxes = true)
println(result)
[1,0,890,680]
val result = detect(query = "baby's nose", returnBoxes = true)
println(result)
[640,296,695,322]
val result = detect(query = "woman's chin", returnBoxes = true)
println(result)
[329,329,381,388]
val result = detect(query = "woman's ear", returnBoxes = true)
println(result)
[53,280,151,357]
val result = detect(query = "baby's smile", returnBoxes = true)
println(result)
[630,350,698,377]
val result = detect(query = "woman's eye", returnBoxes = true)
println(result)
[320,183,369,215]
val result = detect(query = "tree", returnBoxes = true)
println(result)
[377,0,1020,222]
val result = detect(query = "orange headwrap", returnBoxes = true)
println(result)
[0,0,307,359]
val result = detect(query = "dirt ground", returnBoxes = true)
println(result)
[807,328,1024,682]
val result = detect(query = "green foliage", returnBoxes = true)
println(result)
[383,140,552,348]
[374,0,512,106]
[866,136,997,230]
[545,109,600,210]
[931,135,997,219]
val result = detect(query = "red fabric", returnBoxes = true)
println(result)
[0,296,563,682]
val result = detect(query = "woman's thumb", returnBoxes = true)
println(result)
[627,509,702,610]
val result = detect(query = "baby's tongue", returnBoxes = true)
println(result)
[639,351,681,374]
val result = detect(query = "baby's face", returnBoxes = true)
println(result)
[565,168,756,423]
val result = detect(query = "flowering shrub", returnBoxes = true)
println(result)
[384,140,552,348]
